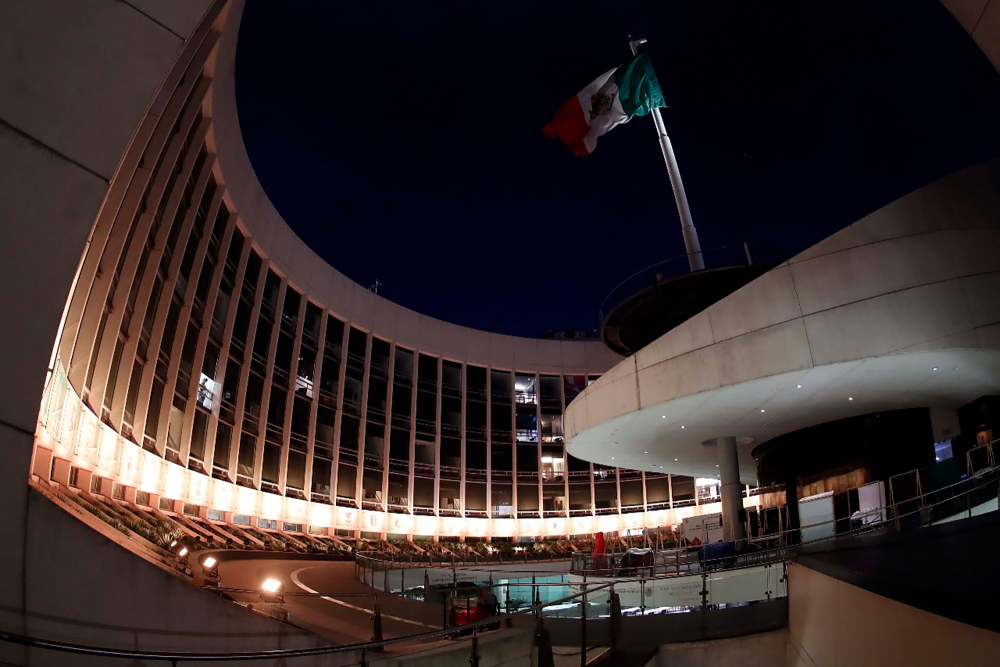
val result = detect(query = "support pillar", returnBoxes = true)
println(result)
[718,436,745,544]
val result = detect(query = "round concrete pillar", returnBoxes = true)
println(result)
[718,436,746,544]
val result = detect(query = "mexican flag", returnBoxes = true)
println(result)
[543,52,665,156]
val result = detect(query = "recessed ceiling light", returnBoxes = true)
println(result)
[953,367,959,371]
[644,451,648,454]
[848,397,854,401]
[674,458,679,462]
[716,464,719,467]
[611,456,615,460]
[680,425,685,429]
[932,367,938,371]
[661,415,666,419]
[796,384,802,389]
[760,409,766,413]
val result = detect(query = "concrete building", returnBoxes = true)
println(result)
[21,0,754,548]
[2,0,1000,664]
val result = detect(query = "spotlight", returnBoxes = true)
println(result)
[202,556,217,569]
[680,425,685,429]
[170,539,178,548]
[261,578,282,593]
[760,409,765,413]
[674,458,678,462]
[177,547,189,558]
[661,415,666,419]
[932,367,938,371]
[796,384,802,389]
[848,397,854,401]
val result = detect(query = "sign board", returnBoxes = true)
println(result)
[799,491,835,543]
[681,512,723,545]
[856,481,886,525]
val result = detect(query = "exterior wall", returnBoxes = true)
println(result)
[786,562,1000,666]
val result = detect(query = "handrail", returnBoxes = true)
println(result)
[598,245,750,325]
[0,568,623,663]
[356,458,1000,578]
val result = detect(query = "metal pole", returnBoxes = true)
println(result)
[580,585,588,667]
[471,626,480,667]
[630,38,704,272]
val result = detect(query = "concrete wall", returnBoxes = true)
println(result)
[786,562,1000,667]
[7,489,346,666]
[941,0,1000,71]
[652,629,788,667]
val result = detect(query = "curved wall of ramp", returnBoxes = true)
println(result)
[566,162,1000,482]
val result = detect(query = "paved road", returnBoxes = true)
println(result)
[215,556,446,646]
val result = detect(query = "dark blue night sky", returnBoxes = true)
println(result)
[235,0,1000,337]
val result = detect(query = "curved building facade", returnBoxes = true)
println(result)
[27,0,737,540]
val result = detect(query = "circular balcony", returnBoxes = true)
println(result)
[599,246,770,356]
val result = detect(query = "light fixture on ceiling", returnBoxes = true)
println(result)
[796,384,802,389]
[849,397,854,401]
[661,415,666,419]
[611,456,615,460]
[760,409,765,413]
[680,425,685,429]
[674,458,678,462]
[644,451,648,454]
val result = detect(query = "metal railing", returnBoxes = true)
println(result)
[10,460,996,663]
[598,245,752,326]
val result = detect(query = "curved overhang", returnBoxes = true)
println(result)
[566,161,1000,483]
[206,0,619,373]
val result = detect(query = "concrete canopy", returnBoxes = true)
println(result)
[566,162,1000,484]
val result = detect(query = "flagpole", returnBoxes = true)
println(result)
[630,38,704,271]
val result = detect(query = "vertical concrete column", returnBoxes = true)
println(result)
[718,436,745,544]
